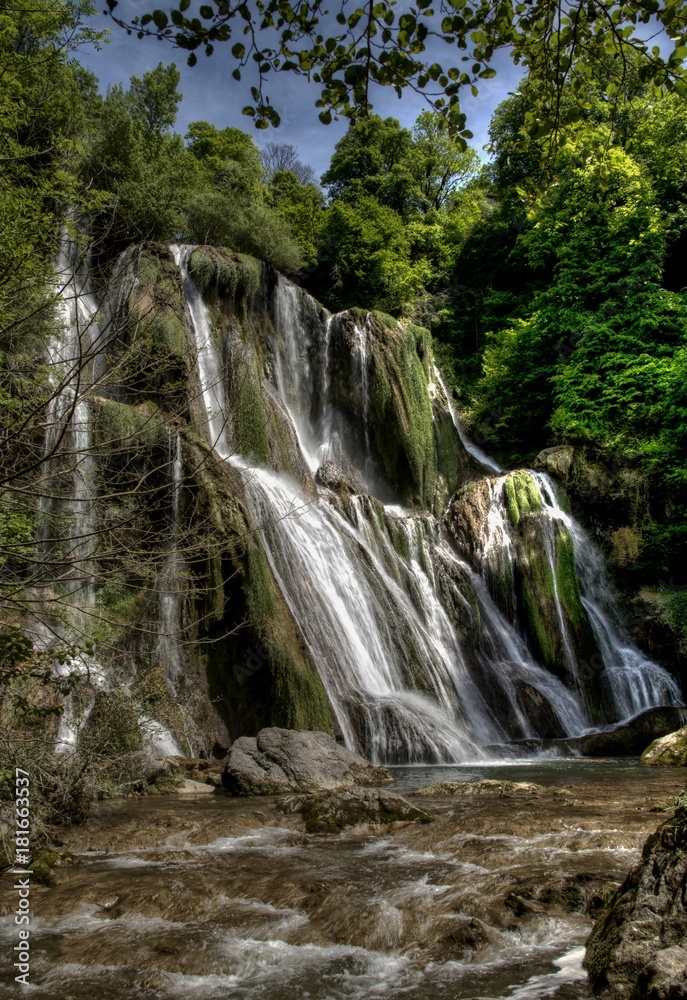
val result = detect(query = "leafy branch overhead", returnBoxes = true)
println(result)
[104,0,687,140]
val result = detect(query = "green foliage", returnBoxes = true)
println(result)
[0,626,90,720]
[80,689,143,755]
[107,0,686,147]
[188,248,262,303]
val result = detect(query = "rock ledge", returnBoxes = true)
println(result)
[221,728,393,796]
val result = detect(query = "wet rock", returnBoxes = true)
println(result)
[166,756,223,786]
[444,478,493,564]
[221,727,393,796]
[413,779,544,797]
[564,707,687,757]
[427,916,498,961]
[584,791,687,998]
[315,461,364,497]
[281,787,431,833]
[492,707,687,758]
[533,445,574,481]
[632,946,687,1000]
[641,725,687,767]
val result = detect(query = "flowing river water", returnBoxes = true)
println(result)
[2,762,686,999]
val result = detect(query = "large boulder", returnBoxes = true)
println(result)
[281,787,431,833]
[641,725,687,767]
[584,791,687,998]
[568,707,687,758]
[221,727,393,796]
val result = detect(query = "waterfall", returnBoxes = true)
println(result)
[39,237,103,610]
[156,428,184,690]
[172,251,682,761]
[533,474,682,717]
[434,367,502,474]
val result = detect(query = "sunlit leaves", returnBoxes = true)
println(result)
[106,0,687,139]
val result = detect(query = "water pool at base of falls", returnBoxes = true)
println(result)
[4,760,686,1000]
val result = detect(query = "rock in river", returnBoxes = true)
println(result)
[281,787,431,833]
[641,725,687,767]
[584,790,687,999]
[221,727,393,796]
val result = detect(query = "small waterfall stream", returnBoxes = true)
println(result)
[171,249,680,761]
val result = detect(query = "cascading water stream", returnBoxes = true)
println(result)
[174,250,682,761]
[155,428,184,690]
[433,367,503,475]
[532,473,682,717]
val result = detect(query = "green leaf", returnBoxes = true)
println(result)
[152,9,168,29]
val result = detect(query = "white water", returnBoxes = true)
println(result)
[173,253,682,761]
[434,367,502,474]
[156,428,185,690]
[43,236,103,608]
[533,474,682,717]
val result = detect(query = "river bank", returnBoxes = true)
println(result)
[2,760,685,999]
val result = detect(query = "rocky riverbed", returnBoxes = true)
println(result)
[1,760,686,999]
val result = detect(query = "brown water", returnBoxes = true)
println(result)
[2,760,686,1000]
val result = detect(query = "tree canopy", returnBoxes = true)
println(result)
[105,0,687,148]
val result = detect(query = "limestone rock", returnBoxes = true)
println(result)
[315,461,364,497]
[632,946,687,1000]
[281,786,431,833]
[641,725,687,767]
[568,707,687,758]
[221,727,393,796]
[413,779,544,797]
[533,445,574,481]
[584,792,687,998]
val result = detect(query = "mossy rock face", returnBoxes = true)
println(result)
[640,725,687,766]
[189,247,262,306]
[189,444,333,739]
[366,316,437,508]
[504,470,542,527]
[118,245,190,413]
[92,398,167,453]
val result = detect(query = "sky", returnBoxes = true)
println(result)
[77,3,525,179]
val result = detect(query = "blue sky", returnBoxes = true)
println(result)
[77,4,525,179]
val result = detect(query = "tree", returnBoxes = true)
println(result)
[105,0,687,149]
[262,142,315,185]
[411,110,480,211]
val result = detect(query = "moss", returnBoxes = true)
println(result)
[80,690,142,756]
[654,586,687,655]
[189,248,262,305]
[234,356,270,464]
[245,544,278,627]
[96,577,147,629]
[92,398,166,451]
[388,520,410,561]
[504,470,543,527]
[149,768,185,794]
[30,847,71,885]
[555,527,587,629]
[271,646,332,731]
[194,448,333,737]
[368,317,437,508]
[433,406,459,505]
[521,563,558,670]
[371,309,399,330]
